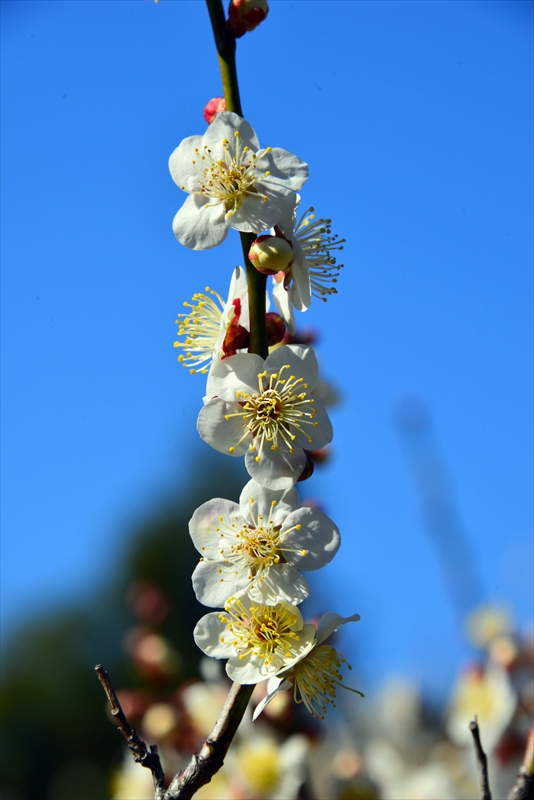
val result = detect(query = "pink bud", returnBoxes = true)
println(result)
[248,234,293,276]
[203,96,226,124]
[228,0,268,37]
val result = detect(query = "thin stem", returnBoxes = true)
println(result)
[205,0,268,359]
[95,665,166,800]
[470,718,492,800]
[507,724,534,800]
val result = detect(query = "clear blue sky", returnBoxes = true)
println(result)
[1,0,532,699]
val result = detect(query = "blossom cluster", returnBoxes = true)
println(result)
[171,108,360,720]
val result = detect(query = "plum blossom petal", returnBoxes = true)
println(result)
[172,194,228,251]
[281,508,340,571]
[169,112,308,249]
[244,445,307,491]
[238,480,300,525]
[253,677,291,721]
[316,612,361,645]
[197,398,251,456]
[192,560,248,608]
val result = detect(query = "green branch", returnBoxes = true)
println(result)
[205,0,268,359]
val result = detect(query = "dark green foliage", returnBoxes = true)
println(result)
[0,453,244,800]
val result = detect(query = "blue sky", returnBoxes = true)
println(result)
[1,0,532,700]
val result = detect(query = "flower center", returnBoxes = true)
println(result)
[294,207,345,301]
[174,287,224,374]
[225,364,318,460]
[219,597,302,664]
[291,645,363,720]
[211,498,305,580]
[188,132,272,216]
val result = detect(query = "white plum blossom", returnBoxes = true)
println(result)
[174,266,253,374]
[197,344,333,489]
[253,612,363,721]
[273,195,344,333]
[193,592,317,684]
[189,478,340,608]
[169,112,308,250]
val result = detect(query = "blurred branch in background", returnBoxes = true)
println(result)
[395,397,485,622]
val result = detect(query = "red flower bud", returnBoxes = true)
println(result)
[221,297,250,357]
[265,312,286,346]
[228,0,268,38]
[203,97,226,124]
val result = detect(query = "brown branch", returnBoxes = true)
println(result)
[470,717,492,800]
[95,664,166,800]
[96,664,255,800]
[508,724,534,800]
[164,682,255,800]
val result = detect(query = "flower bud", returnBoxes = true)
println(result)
[297,456,314,483]
[222,297,249,356]
[265,312,285,346]
[228,0,268,37]
[203,96,226,125]
[248,234,293,276]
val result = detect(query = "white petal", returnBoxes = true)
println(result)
[226,194,283,234]
[264,344,319,390]
[193,612,235,658]
[168,135,204,191]
[256,148,309,192]
[238,479,300,525]
[301,398,333,450]
[252,677,291,721]
[316,612,361,646]
[273,280,296,335]
[192,561,248,608]
[203,111,260,153]
[197,398,250,456]
[245,445,306,490]
[282,508,340,570]
[172,195,228,250]
[189,498,241,557]
[276,193,300,238]
[206,352,264,400]
[226,653,273,684]
[248,564,310,605]
[289,248,312,311]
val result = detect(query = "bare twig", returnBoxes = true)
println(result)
[470,717,492,800]
[96,664,255,800]
[95,664,166,800]
[164,682,255,800]
[507,724,534,800]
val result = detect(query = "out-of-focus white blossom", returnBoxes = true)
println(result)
[446,663,516,752]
